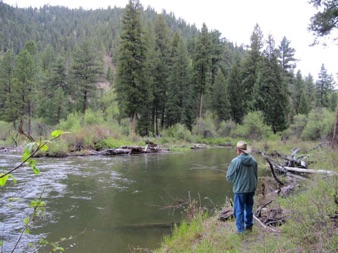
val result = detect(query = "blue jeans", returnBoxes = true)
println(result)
[233,192,255,233]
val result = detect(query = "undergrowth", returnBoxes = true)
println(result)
[154,145,338,253]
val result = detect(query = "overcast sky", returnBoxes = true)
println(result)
[3,0,338,81]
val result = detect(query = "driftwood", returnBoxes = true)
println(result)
[191,144,207,149]
[284,166,337,175]
[100,141,168,155]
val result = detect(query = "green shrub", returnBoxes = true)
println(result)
[57,112,82,131]
[192,111,217,138]
[164,124,192,142]
[217,120,236,137]
[289,114,308,139]
[301,108,335,140]
[0,121,12,143]
[83,109,105,125]
[232,111,272,140]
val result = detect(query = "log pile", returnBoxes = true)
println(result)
[99,140,168,155]
[219,146,337,232]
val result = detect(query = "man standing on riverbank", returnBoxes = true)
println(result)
[226,141,258,234]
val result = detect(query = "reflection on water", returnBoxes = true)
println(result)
[0,148,237,252]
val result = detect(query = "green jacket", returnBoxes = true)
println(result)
[226,153,258,193]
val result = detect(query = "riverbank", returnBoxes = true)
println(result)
[153,142,338,253]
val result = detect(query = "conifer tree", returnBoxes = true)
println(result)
[152,14,172,134]
[38,55,68,124]
[228,63,245,123]
[240,24,264,111]
[211,69,230,121]
[138,21,156,136]
[0,50,16,125]
[259,34,289,133]
[115,0,147,134]
[70,39,104,114]
[166,38,193,128]
[315,64,333,108]
[12,48,35,133]
[291,70,307,115]
[305,73,316,109]
[192,23,212,118]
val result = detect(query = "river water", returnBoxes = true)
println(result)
[1,147,239,252]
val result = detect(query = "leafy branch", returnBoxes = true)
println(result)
[0,130,64,186]
[11,189,47,253]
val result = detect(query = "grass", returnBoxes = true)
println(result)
[153,144,338,253]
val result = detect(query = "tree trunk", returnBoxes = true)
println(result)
[199,93,204,118]
[333,105,338,140]
[131,112,137,134]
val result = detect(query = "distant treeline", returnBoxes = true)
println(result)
[0,0,336,136]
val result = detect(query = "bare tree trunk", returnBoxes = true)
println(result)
[199,93,204,118]
[131,112,137,134]
[333,105,338,140]
[28,101,32,135]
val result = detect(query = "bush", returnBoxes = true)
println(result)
[301,108,335,140]
[164,124,192,142]
[232,111,272,140]
[217,120,236,137]
[83,109,105,125]
[0,121,12,144]
[288,114,308,139]
[57,112,82,131]
[191,111,217,138]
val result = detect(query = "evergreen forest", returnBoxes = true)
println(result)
[0,0,337,142]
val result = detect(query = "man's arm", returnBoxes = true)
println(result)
[226,158,239,183]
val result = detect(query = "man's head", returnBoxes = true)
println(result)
[236,141,251,154]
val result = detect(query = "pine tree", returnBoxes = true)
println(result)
[315,64,333,108]
[192,23,212,118]
[152,14,172,134]
[228,63,245,123]
[305,73,316,109]
[138,21,156,136]
[115,0,147,134]
[240,24,264,111]
[38,55,69,124]
[278,36,297,79]
[211,69,230,121]
[259,34,289,133]
[70,39,104,114]
[166,38,193,129]
[0,50,16,125]
[291,70,307,115]
[12,48,35,133]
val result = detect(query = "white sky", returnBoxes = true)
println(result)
[3,0,338,81]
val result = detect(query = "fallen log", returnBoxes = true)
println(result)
[283,166,337,175]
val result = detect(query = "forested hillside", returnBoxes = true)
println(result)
[0,0,336,138]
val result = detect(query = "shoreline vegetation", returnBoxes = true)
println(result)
[152,141,338,253]
[0,112,338,252]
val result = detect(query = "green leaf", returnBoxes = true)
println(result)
[0,174,8,186]
[9,197,20,202]
[40,144,48,152]
[25,228,30,234]
[21,151,31,162]
[24,217,30,225]
[39,238,49,245]
[32,165,40,175]
[51,130,63,138]
[56,246,64,252]
[28,159,36,167]
[24,142,36,153]
[8,174,17,184]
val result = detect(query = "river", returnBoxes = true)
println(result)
[1,147,238,252]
